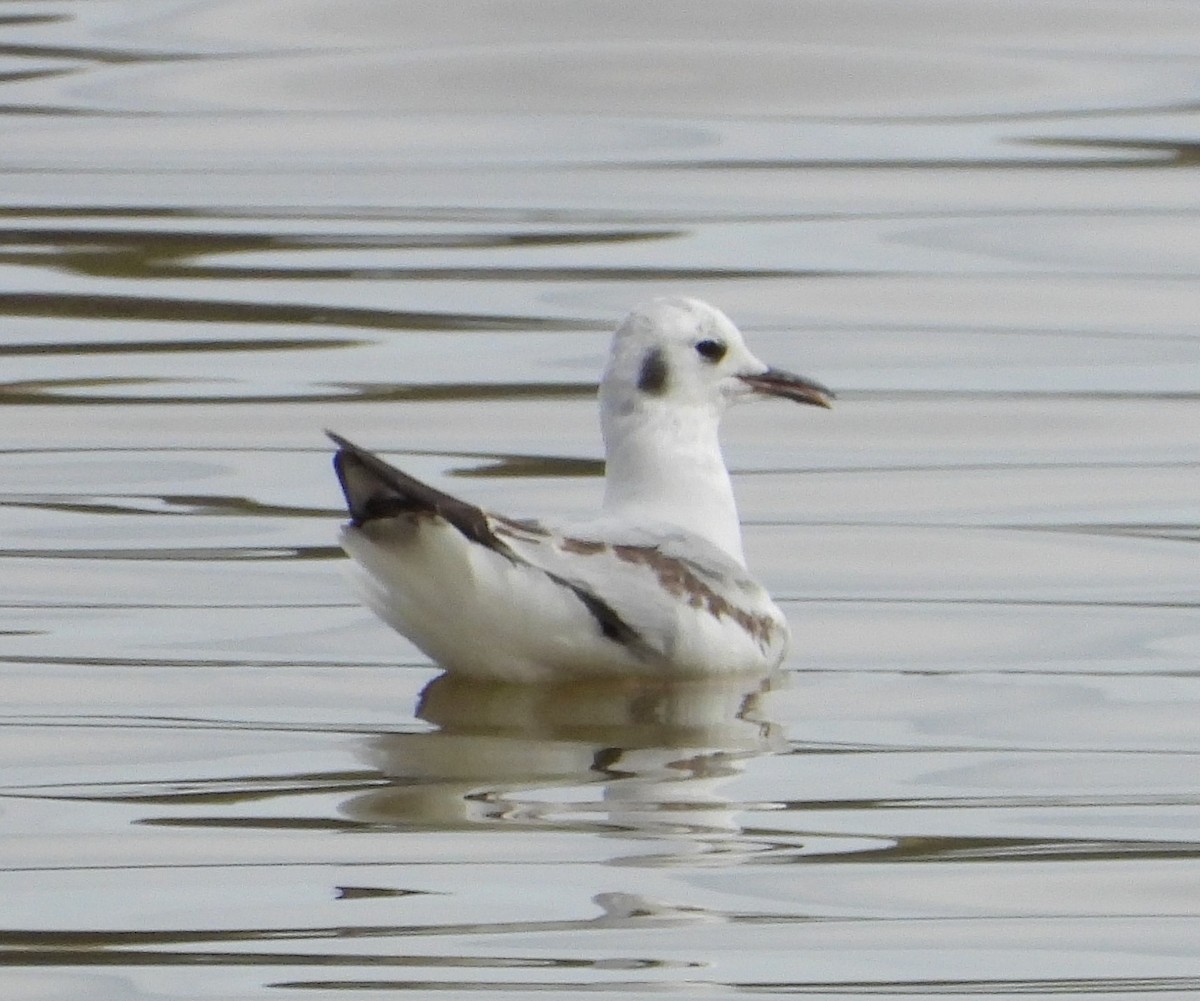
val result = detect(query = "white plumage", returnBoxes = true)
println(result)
[330,297,833,682]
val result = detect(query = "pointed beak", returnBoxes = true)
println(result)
[739,367,835,409]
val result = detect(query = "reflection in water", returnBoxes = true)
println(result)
[344,673,783,851]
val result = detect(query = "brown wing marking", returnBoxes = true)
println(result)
[557,537,778,648]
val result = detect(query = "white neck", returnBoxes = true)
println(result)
[600,398,746,565]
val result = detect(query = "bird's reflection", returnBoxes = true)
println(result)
[341,672,784,852]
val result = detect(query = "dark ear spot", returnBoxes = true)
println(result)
[637,348,669,395]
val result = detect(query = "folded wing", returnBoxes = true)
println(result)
[329,433,786,679]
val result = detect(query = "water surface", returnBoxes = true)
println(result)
[2,2,1199,998]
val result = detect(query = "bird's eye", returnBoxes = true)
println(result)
[695,339,727,363]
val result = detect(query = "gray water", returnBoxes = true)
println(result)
[2,2,1200,998]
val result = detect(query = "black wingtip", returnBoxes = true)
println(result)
[325,431,506,551]
[327,431,369,524]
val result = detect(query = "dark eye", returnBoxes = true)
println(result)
[695,339,726,363]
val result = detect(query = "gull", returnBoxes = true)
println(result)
[328,297,833,682]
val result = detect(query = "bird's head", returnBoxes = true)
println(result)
[600,297,834,419]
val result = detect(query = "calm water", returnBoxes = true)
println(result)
[2,2,1200,998]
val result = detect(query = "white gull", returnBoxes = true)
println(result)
[328,296,833,682]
